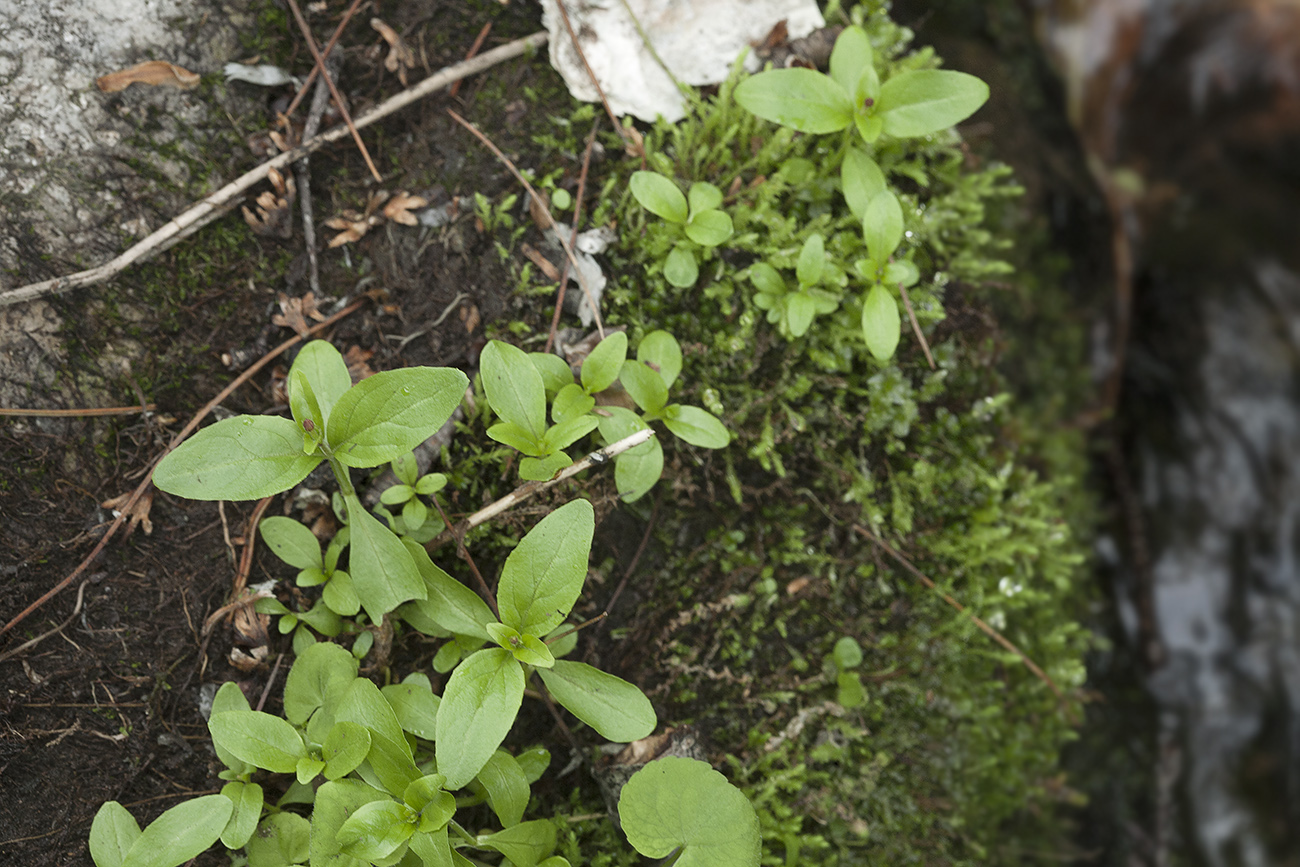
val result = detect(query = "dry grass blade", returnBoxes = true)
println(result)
[898,284,935,369]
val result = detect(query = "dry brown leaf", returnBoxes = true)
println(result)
[242,167,296,239]
[382,191,428,226]
[520,242,561,282]
[326,191,388,246]
[272,292,326,337]
[460,304,481,334]
[344,345,376,383]
[371,18,416,86]
[229,646,268,671]
[96,60,201,92]
[102,489,154,535]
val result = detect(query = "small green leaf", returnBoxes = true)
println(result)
[687,182,723,215]
[513,633,556,668]
[619,758,760,867]
[734,67,854,133]
[837,670,867,709]
[282,641,358,726]
[497,500,594,637]
[596,408,662,502]
[684,210,733,247]
[477,750,530,828]
[515,747,552,784]
[153,416,322,501]
[488,421,545,456]
[402,497,429,531]
[435,648,525,790]
[748,262,786,297]
[796,234,825,287]
[90,802,140,867]
[542,415,599,453]
[415,473,447,495]
[829,25,873,96]
[662,405,729,449]
[403,539,494,639]
[328,368,469,468]
[663,244,699,288]
[309,779,389,867]
[246,812,310,867]
[392,452,419,486]
[403,773,449,811]
[580,331,627,395]
[787,293,817,338]
[629,172,688,224]
[345,494,427,622]
[476,820,557,867]
[863,190,904,265]
[297,754,327,784]
[861,283,901,362]
[538,660,656,742]
[636,331,682,389]
[620,359,669,416]
[120,795,233,867]
[260,516,322,571]
[288,369,325,454]
[833,636,864,669]
[380,484,414,506]
[482,341,548,440]
[877,68,989,137]
[337,678,420,796]
[210,682,255,776]
[336,799,414,862]
[410,827,454,867]
[528,352,575,396]
[841,148,886,219]
[884,258,920,287]
[856,112,884,143]
[208,711,306,774]
[323,721,372,781]
[520,450,572,481]
[552,384,595,424]
[382,680,442,740]
[322,570,361,617]
[219,781,263,849]
[289,340,352,423]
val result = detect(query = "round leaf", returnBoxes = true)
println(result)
[323,721,372,780]
[684,210,733,247]
[636,331,682,390]
[662,405,729,449]
[629,171,688,224]
[664,244,699,288]
[208,711,306,774]
[580,331,628,395]
[618,758,760,867]
[259,516,322,571]
[336,799,414,862]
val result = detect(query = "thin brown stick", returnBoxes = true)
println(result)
[231,497,274,601]
[429,493,499,618]
[447,109,604,338]
[256,652,286,712]
[449,22,492,98]
[545,120,599,354]
[897,284,935,369]
[0,581,88,663]
[0,298,366,641]
[601,492,659,621]
[285,0,382,183]
[281,0,367,119]
[425,428,654,553]
[0,31,548,308]
[851,524,1064,701]
[0,404,156,418]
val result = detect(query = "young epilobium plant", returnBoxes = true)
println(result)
[629,170,734,288]
[152,339,467,622]
[749,233,846,338]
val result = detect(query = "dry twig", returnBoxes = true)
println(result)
[0,404,155,417]
[545,120,599,354]
[897,284,935,369]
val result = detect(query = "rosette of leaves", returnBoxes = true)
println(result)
[375,451,448,541]
[629,171,734,288]
[748,233,845,338]
[152,340,467,623]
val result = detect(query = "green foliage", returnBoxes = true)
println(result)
[628,171,734,287]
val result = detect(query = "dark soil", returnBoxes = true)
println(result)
[0,3,593,863]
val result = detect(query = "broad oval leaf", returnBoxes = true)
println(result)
[877,68,989,138]
[786,292,817,338]
[687,182,723,215]
[580,331,627,395]
[435,648,525,790]
[153,416,322,501]
[541,415,599,452]
[259,516,322,571]
[121,794,233,867]
[309,779,389,867]
[336,799,414,862]
[861,283,901,362]
[497,499,595,637]
[337,678,420,796]
[246,812,310,867]
[629,171,688,224]
[597,407,662,503]
[289,339,352,423]
[538,660,656,742]
[747,262,786,297]
[218,781,263,850]
[662,405,729,449]
[863,190,904,264]
[476,820,557,867]
[734,67,854,133]
[208,710,306,774]
[382,680,441,741]
[663,244,699,288]
[477,750,530,828]
[481,341,547,440]
[829,25,873,95]
[529,351,575,396]
[402,538,494,639]
[327,367,468,468]
[90,802,141,867]
[796,234,825,287]
[282,640,358,726]
[620,359,669,416]
[323,721,372,781]
[345,495,427,622]
[618,757,760,867]
[841,148,886,219]
[552,383,595,424]
[637,331,682,390]
[684,210,733,247]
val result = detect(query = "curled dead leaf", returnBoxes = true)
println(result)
[102,489,154,536]
[96,60,202,92]
[371,18,416,86]
[272,292,326,337]
[242,167,296,239]
[382,191,427,226]
[343,345,376,383]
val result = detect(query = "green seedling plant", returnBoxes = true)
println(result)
[481,330,729,500]
[827,636,867,709]
[734,23,987,361]
[749,233,846,338]
[374,452,449,541]
[153,339,466,624]
[628,171,734,288]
